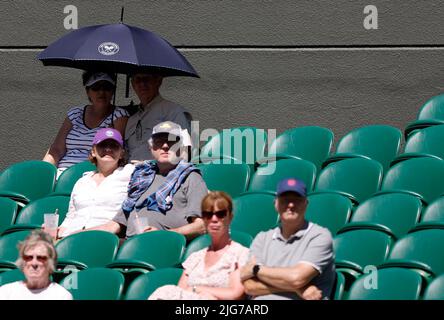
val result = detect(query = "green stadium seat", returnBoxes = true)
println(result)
[182,230,253,261]
[323,125,402,172]
[230,193,279,238]
[0,160,57,205]
[411,197,444,231]
[55,230,119,270]
[1,195,70,236]
[0,197,18,235]
[346,267,423,300]
[331,271,347,300]
[381,229,444,278]
[339,193,422,240]
[305,193,353,235]
[312,158,383,205]
[334,229,393,278]
[60,267,124,300]
[392,125,444,166]
[405,94,444,138]
[196,162,250,198]
[107,230,186,273]
[197,127,267,170]
[423,274,444,300]
[378,157,444,205]
[125,268,183,300]
[0,230,32,271]
[0,268,25,286]
[52,161,96,196]
[258,126,333,171]
[247,158,316,195]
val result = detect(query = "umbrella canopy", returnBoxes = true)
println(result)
[37,23,198,77]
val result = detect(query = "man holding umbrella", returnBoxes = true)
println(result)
[125,72,192,162]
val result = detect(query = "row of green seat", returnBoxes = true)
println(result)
[1,121,443,205]
[2,185,444,245]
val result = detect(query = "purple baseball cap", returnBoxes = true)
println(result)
[92,128,123,147]
[276,178,307,197]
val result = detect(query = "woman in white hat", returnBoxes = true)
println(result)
[43,71,129,176]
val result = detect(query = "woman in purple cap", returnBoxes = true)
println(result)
[42,71,129,177]
[55,128,134,238]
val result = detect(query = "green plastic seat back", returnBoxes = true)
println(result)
[420,197,444,225]
[332,271,346,300]
[381,157,444,204]
[54,161,96,196]
[350,193,422,239]
[125,267,183,300]
[0,161,57,202]
[248,158,317,194]
[183,230,253,261]
[0,230,32,264]
[60,267,124,300]
[403,125,444,159]
[15,196,70,225]
[0,198,18,234]
[423,274,444,300]
[334,229,393,273]
[200,127,267,165]
[387,229,444,276]
[269,126,333,170]
[347,267,422,300]
[115,230,186,269]
[231,193,278,238]
[0,268,25,286]
[306,193,353,235]
[55,231,119,268]
[315,158,383,204]
[197,163,250,198]
[417,94,444,120]
[334,125,402,172]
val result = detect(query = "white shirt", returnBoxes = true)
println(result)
[0,281,73,300]
[59,164,134,237]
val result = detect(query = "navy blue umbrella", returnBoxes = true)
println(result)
[37,23,198,77]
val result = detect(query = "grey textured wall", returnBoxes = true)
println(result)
[1,0,444,170]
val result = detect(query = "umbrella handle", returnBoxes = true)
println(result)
[120,6,125,23]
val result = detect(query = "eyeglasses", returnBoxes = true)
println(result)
[89,82,114,92]
[202,209,229,220]
[23,255,48,263]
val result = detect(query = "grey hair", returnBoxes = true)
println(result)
[16,230,57,273]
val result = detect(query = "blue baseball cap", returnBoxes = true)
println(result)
[276,178,307,197]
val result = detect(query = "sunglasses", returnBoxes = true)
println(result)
[152,137,180,149]
[202,209,229,219]
[23,255,48,263]
[89,82,114,92]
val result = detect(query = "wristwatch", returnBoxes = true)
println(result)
[252,264,261,277]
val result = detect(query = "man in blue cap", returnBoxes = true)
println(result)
[241,177,335,300]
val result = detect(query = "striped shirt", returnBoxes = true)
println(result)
[58,106,129,169]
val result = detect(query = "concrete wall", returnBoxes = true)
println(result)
[1,0,444,170]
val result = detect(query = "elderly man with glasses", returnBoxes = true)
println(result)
[0,230,72,300]
[124,73,192,162]
[93,121,207,241]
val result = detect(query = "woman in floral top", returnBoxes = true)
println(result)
[149,191,249,300]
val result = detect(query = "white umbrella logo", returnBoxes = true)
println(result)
[98,42,120,56]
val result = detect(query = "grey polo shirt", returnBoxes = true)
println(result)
[125,95,191,161]
[249,221,335,300]
[113,171,208,238]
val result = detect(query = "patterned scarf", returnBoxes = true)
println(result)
[122,160,200,218]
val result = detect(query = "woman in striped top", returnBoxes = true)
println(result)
[43,71,129,175]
